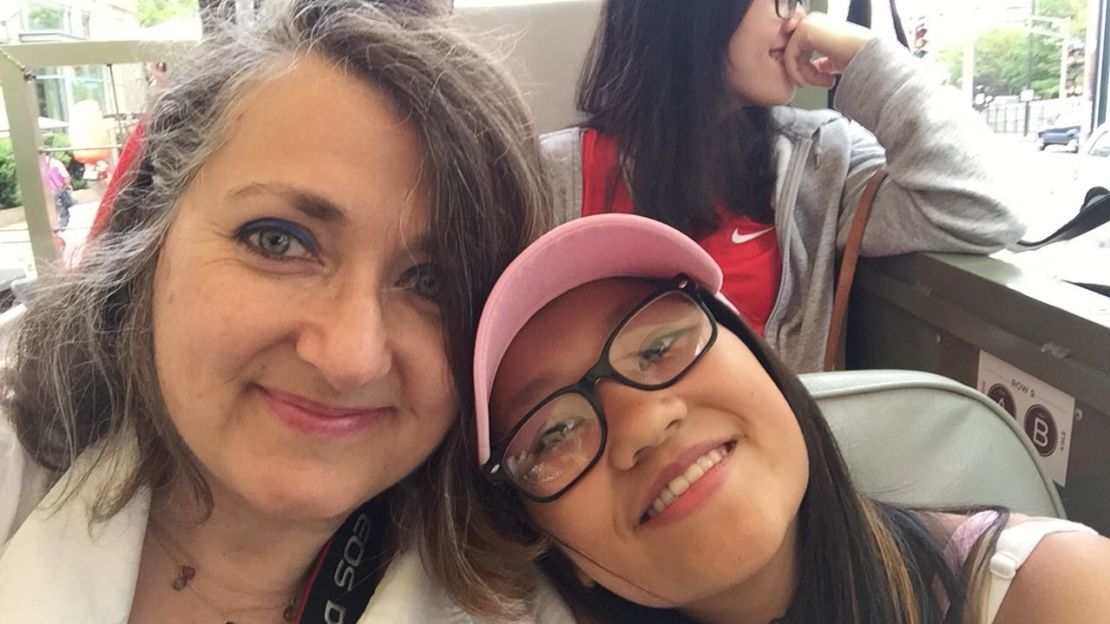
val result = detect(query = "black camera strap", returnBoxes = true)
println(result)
[293,497,391,624]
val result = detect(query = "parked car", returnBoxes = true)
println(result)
[1037,119,1082,152]
[1074,123,1110,203]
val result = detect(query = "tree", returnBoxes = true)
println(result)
[942,30,1063,98]
[136,0,199,27]
[1037,0,1088,38]
[0,140,21,210]
[938,0,1089,99]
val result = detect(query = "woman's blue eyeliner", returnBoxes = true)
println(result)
[236,218,320,256]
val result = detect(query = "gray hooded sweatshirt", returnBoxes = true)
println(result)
[539,38,1026,373]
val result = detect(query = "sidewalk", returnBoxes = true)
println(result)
[0,201,98,275]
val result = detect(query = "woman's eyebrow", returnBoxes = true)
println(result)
[228,183,352,225]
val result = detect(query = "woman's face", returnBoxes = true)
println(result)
[725,0,806,106]
[489,278,809,610]
[152,55,455,525]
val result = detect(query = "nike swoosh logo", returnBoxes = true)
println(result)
[731,227,774,245]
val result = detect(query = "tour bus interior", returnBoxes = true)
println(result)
[1,0,1109,535]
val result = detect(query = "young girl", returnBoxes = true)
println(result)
[450,213,1109,624]
[542,1,1026,371]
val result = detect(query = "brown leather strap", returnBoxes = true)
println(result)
[823,168,888,371]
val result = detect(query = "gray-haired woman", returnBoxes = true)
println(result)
[0,1,569,621]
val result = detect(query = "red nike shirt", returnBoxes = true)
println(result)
[580,129,782,334]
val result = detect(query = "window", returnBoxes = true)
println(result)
[71,66,106,108]
[832,0,1106,270]
[34,66,68,121]
[3,0,1107,279]
[25,2,68,32]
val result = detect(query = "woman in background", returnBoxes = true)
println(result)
[542,0,1025,371]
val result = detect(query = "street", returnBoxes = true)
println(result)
[0,200,98,278]
[991,135,1110,288]
[995,135,1093,241]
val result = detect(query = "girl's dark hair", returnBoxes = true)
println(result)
[577,1,777,238]
[532,294,1008,624]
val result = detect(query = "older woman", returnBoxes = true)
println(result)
[0,1,565,622]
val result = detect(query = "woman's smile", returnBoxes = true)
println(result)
[258,385,392,437]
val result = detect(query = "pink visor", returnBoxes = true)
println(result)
[472,214,724,465]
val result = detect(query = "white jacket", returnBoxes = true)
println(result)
[0,421,573,624]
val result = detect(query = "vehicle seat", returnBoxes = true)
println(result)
[455,0,601,133]
[802,370,1064,518]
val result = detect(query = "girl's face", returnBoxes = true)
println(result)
[489,278,809,611]
[725,0,807,106]
[152,55,456,526]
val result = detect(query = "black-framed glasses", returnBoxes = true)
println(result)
[775,0,804,19]
[483,274,718,503]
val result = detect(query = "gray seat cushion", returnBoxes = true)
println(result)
[802,370,1063,518]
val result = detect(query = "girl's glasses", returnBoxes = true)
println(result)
[776,0,804,20]
[483,274,718,502]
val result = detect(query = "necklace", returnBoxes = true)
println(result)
[148,523,300,624]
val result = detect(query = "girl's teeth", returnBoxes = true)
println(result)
[670,476,691,497]
[685,462,706,483]
[645,444,730,521]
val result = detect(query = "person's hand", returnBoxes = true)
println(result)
[783,12,876,89]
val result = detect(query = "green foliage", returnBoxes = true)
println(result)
[1037,0,1089,37]
[938,46,963,88]
[0,139,20,209]
[941,30,1065,98]
[938,0,1089,99]
[137,0,199,27]
[27,5,65,30]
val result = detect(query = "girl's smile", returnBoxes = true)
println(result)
[641,439,736,526]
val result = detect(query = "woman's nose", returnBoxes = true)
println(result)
[296,285,394,392]
[597,381,687,471]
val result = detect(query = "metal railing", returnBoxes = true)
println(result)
[0,39,195,271]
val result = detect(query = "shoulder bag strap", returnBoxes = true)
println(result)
[824,168,888,371]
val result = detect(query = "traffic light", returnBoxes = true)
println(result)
[914,23,929,58]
